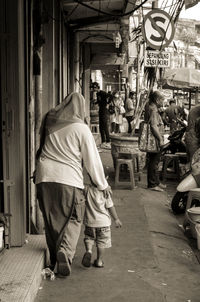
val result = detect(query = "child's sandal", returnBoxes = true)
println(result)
[93,259,104,268]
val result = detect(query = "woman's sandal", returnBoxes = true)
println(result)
[93,259,104,268]
[149,186,164,192]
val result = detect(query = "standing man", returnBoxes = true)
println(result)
[185,104,200,161]
[93,82,111,149]
[162,99,179,134]
[176,98,188,121]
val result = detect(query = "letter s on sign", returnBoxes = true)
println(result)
[150,16,165,42]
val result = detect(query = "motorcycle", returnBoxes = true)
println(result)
[171,175,197,215]
[161,118,187,156]
[171,143,200,215]
[160,119,190,214]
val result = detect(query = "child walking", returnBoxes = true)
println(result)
[82,183,122,268]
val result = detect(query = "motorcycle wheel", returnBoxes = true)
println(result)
[171,191,188,214]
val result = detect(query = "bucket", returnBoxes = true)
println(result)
[0,225,4,250]
[186,207,200,239]
[195,224,200,250]
[187,207,200,222]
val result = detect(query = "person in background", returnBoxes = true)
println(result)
[144,90,166,192]
[82,179,122,268]
[183,102,189,120]
[185,103,200,162]
[125,91,136,133]
[35,92,112,277]
[110,91,124,134]
[90,82,99,111]
[176,98,188,121]
[107,90,112,101]
[162,99,180,134]
[93,82,111,149]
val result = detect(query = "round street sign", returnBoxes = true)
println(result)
[142,9,175,50]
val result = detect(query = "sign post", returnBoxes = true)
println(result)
[142,9,175,50]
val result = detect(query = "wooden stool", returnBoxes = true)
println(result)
[186,189,200,210]
[162,154,180,181]
[115,158,135,189]
[90,123,99,133]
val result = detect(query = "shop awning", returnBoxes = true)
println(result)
[162,67,200,91]
[195,54,200,65]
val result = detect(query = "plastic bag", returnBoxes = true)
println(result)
[41,268,55,281]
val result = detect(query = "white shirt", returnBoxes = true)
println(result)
[84,185,113,228]
[35,123,108,190]
[125,98,135,117]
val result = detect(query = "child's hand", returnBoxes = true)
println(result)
[115,218,122,228]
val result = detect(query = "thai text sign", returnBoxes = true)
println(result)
[144,50,170,68]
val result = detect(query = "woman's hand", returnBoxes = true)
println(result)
[102,185,112,198]
[159,140,165,148]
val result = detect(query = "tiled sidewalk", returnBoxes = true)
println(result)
[0,235,46,302]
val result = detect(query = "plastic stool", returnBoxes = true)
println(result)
[131,153,141,181]
[90,124,99,133]
[117,152,141,181]
[162,154,180,181]
[186,188,200,210]
[115,158,135,189]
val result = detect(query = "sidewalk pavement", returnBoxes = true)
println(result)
[1,149,200,302]
[0,235,46,302]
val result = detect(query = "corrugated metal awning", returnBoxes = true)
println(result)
[162,67,200,91]
[195,54,200,64]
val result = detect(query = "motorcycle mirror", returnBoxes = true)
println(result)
[177,174,198,192]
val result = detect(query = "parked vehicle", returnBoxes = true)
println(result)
[160,118,189,214]
[171,143,200,215]
[161,118,187,156]
[171,181,190,214]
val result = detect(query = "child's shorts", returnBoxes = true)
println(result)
[84,226,111,249]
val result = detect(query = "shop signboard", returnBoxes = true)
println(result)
[159,89,173,100]
[144,50,170,68]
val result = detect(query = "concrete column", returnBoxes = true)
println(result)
[195,90,199,105]
[74,32,80,92]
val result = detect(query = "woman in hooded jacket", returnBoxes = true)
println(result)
[35,92,111,277]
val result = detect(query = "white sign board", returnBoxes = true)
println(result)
[142,9,175,50]
[144,50,170,68]
[159,89,173,99]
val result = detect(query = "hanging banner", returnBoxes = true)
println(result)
[185,0,199,9]
[144,50,171,68]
